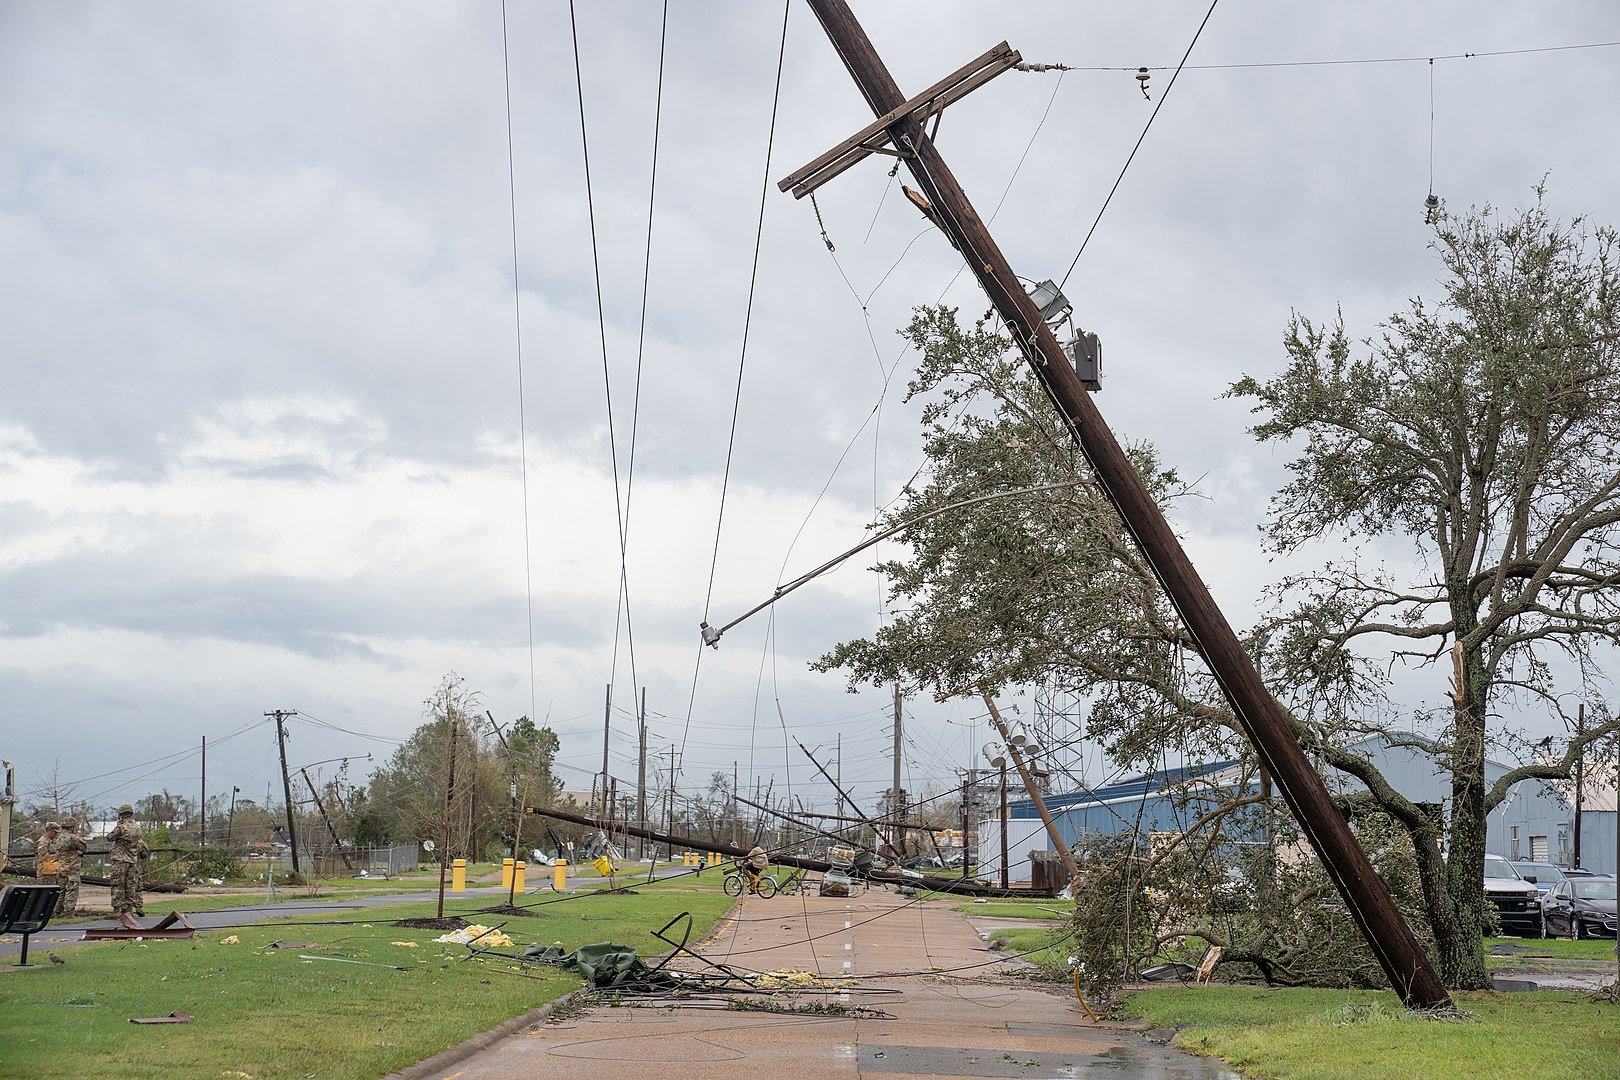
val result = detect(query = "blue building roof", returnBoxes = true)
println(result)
[1008,759,1242,818]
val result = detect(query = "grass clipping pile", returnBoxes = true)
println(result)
[1068,814,1433,1005]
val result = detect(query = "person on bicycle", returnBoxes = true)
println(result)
[744,844,769,891]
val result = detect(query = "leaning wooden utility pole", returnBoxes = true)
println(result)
[980,689,1077,885]
[788,0,1450,1008]
[301,768,354,872]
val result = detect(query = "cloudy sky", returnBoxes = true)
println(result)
[4,1,1618,822]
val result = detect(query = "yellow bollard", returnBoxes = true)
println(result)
[553,858,568,891]
[514,860,526,893]
[452,858,467,893]
[501,858,514,890]
[707,851,722,868]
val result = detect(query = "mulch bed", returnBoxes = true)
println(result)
[391,916,469,930]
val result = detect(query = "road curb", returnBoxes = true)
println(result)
[382,988,586,1080]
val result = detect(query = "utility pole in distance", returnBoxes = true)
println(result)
[267,710,300,876]
[599,684,612,822]
[637,688,648,861]
[199,734,206,849]
[436,716,459,919]
[785,0,1450,1009]
[892,684,906,859]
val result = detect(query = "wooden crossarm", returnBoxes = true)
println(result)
[777,41,1020,199]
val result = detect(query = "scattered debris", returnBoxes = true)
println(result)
[1139,962,1196,982]
[434,925,513,948]
[266,940,313,950]
[750,968,847,991]
[297,954,412,971]
[129,1011,192,1024]
[84,912,195,940]
[218,936,239,946]
[390,941,420,948]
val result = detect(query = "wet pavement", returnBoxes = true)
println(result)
[440,889,1238,1079]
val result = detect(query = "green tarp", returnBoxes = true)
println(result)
[522,941,678,990]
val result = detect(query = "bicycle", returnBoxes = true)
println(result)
[722,861,778,898]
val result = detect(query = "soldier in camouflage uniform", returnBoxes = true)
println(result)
[36,822,61,889]
[107,804,149,917]
[53,818,88,916]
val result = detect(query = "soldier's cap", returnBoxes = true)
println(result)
[117,804,135,816]
[62,818,77,829]
[45,821,60,831]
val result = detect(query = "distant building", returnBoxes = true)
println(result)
[978,734,1601,882]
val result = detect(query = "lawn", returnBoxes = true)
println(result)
[955,899,1076,921]
[1484,935,1618,964]
[1,877,736,1080]
[984,925,1075,975]
[1123,985,1620,1080]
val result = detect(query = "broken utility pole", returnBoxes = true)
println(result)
[267,710,300,876]
[525,802,1047,899]
[784,0,1449,1008]
[301,767,354,872]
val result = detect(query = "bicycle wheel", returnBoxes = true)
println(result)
[723,873,744,897]
[754,875,778,899]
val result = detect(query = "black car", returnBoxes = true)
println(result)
[1541,876,1618,939]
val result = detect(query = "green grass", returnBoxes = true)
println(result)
[2,878,735,1080]
[956,899,1076,921]
[1484,936,1619,962]
[1123,985,1620,1080]
[986,925,1074,973]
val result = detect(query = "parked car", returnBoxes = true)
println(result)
[1483,853,1543,936]
[1541,876,1618,939]
[1512,860,1594,901]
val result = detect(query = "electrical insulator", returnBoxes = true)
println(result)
[1136,67,1151,99]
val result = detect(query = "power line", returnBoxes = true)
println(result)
[567,0,635,717]
[681,0,792,761]
[608,0,670,704]
[1063,38,1620,73]
[1058,0,1220,290]
[499,0,539,736]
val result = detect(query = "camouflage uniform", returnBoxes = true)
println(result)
[108,808,148,917]
[53,820,88,916]
[35,824,62,889]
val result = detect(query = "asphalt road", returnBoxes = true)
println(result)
[0,866,694,961]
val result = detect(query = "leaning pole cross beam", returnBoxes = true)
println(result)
[788,0,1450,1008]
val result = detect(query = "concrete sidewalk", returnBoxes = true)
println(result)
[437,889,1236,1079]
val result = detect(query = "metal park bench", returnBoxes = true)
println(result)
[0,884,62,966]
